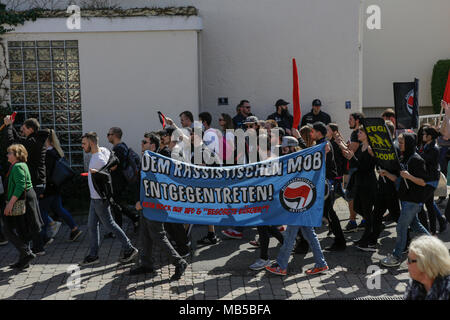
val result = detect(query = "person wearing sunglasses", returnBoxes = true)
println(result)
[232,100,253,130]
[130,132,189,280]
[404,235,450,300]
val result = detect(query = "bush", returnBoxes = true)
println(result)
[431,60,450,114]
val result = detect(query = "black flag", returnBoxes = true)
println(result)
[393,78,419,129]
[361,117,401,173]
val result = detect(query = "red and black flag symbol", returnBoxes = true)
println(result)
[158,111,166,129]
[283,185,311,209]
[393,78,419,129]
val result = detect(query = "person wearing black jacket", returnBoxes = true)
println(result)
[267,99,294,134]
[417,127,445,235]
[106,127,140,237]
[41,130,82,242]
[380,132,431,267]
[311,122,346,251]
[347,126,377,251]
[130,133,188,280]
[363,121,401,249]
[300,99,332,127]
[3,117,51,254]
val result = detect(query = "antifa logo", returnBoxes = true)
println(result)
[405,89,414,115]
[280,178,316,213]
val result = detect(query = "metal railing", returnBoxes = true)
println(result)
[419,114,442,127]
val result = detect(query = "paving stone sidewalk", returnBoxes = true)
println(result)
[0,198,449,300]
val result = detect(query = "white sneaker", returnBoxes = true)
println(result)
[48,221,62,238]
[249,258,271,271]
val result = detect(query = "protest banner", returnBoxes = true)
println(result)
[393,79,419,129]
[141,143,326,227]
[362,117,401,173]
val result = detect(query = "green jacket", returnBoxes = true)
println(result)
[7,162,33,201]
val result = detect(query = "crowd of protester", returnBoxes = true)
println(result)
[0,98,449,298]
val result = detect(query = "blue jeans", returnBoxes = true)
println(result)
[276,225,327,270]
[88,199,134,257]
[393,201,430,258]
[40,195,77,230]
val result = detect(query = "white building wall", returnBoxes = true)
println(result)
[123,0,362,138]
[3,17,200,153]
[5,0,362,139]
[363,0,450,113]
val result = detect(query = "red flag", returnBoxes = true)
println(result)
[292,58,301,130]
[158,111,166,129]
[444,70,450,103]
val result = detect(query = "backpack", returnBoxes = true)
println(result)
[122,145,141,184]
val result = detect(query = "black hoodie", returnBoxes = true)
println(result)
[397,133,434,203]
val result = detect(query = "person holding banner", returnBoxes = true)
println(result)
[131,132,188,278]
[380,133,432,267]
[366,120,401,247]
[310,122,346,252]
[249,135,284,271]
[265,138,329,276]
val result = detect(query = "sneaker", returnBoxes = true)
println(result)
[380,254,401,267]
[129,265,156,276]
[356,242,377,252]
[305,265,329,275]
[14,253,36,269]
[79,255,100,266]
[249,240,260,247]
[357,220,367,231]
[249,258,271,271]
[197,234,220,245]
[343,220,358,233]
[0,238,8,246]
[48,221,62,238]
[265,263,287,276]
[120,248,139,263]
[69,229,83,242]
[170,261,188,281]
[221,229,243,240]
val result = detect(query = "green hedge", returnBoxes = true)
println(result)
[431,59,450,114]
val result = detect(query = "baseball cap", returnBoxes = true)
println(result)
[243,116,259,124]
[277,136,299,148]
[275,99,290,107]
[312,99,322,107]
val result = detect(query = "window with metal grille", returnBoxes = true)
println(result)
[7,40,83,167]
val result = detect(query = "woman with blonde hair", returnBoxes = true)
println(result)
[404,235,450,300]
[3,144,43,269]
[41,129,82,242]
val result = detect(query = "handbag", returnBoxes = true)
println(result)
[51,157,75,187]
